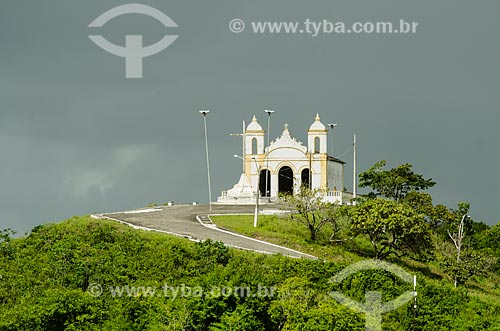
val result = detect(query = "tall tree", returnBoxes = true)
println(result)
[359,160,436,202]
[446,202,472,287]
[349,198,433,260]
[448,203,470,259]
[440,251,492,288]
[403,191,454,229]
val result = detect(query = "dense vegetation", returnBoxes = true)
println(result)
[0,214,499,330]
[212,160,500,330]
[1,160,499,330]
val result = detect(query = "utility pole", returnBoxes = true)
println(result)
[353,133,357,205]
[413,275,418,323]
[328,123,338,156]
[199,110,212,211]
[252,157,260,228]
[264,109,275,198]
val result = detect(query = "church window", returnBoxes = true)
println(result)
[252,138,257,154]
[314,137,320,153]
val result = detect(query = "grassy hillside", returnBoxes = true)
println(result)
[1,216,500,330]
[211,214,500,296]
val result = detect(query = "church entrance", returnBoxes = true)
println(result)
[278,166,294,196]
[259,169,271,197]
[301,168,310,189]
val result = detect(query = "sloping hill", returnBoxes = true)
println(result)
[1,216,499,330]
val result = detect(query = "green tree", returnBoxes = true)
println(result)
[446,203,471,271]
[403,192,455,229]
[349,198,432,260]
[476,221,500,254]
[0,228,15,243]
[440,251,492,287]
[210,306,265,331]
[0,228,16,257]
[442,202,494,287]
[280,187,339,241]
[359,160,436,202]
[474,221,500,272]
[195,239,231,266]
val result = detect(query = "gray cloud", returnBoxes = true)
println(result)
[1,0,499,233]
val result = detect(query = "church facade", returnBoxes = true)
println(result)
[217,114,352,204]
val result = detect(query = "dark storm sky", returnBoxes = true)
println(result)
[1,0,499,233]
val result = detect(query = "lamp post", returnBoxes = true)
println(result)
[234,154,260,228]
[327,123,338,157]
[199,110,212,211]
[264,109,275,199]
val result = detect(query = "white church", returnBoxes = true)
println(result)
[217,114,353,205]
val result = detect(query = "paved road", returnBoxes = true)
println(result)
[94,204,315,259]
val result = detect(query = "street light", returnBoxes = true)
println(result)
[234,154,260,228]
[327,123,338,157]
[264,109,275,199]
[199,110,212,211]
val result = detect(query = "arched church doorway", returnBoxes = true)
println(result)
[279,166,294,195]
[259,169,271,197]
[301,168,310,188]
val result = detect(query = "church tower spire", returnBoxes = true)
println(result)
[308,113,328,153]
[245,115,265,156]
